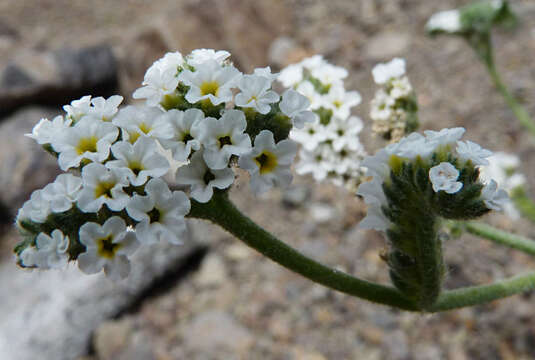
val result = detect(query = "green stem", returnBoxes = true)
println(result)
[475,38,535,137]
[511,187,535,224]
[431,271,535,312]
[463,221,535,257]
[187,191,418,311]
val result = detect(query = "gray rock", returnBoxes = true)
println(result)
[0,106,61,220]
[0,223,204,360]
[0,45,118,116]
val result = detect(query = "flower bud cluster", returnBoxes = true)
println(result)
[357,127,507,232]
[16,48,303,279]
[426,0,515,36]
[357,127,507,307]
[278,55,367,191]
[370,58,418,143]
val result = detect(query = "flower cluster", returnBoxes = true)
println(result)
[16,48,302,279]
[357,127,507,232]
[370,58,418,143]
[278,55,367,191]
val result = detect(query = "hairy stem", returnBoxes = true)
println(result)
[187,191,418,311]
[463,221,535,257]
[431,272,535,311]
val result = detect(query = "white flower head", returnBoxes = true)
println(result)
[133,66,180,107]
[429,162,463,194]
[196,109,252,169]
[479,152,526,192]
[175,149,235,203]
[21,230,70,269]
[426,9,462,33]
[424,127,466,148]
[234,74,279,114]
[21,189,51,223]
[158,108,203,162]
[151,51,185,74]
[126,178,190,245]
[52,117,119,171]
[78,217,139,280]
[76,163,130,213]
[42,173,83,213]
[372,58,406,84]
[294,144,332,182]
[113,105,172,143]
[456,140,492,166]
[187,49,231,67]
[370,89,396,122]
[63,95,92,123]
[280,89,316,129]
[25,115,72,145]
[357,177,391,231]
[86,95,123,122]
[481,179,509,211]
[106,137,170,186]
[295,81,326,110]
[389,76,413,99]
[238,130,297,195]
[290,122,329,152]
[326,115,364,152]
[179,60,241,105]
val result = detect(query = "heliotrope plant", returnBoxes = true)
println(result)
[14,45,535,312]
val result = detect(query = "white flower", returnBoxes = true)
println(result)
[301,55,327,70]
[324,85,361,118]
[133,66,180,107]
[429,162,463,194]
[179,60,241,105]
[113,105,172,143]
[389,76,413,99]
[481,179,509,211]
[456,140,492,166]
[175,149,235,203]
[424,127,466,148]
[25,115,72,145]
[295,81,326,110]
[325,116,364,152]
[106,137,170,186]
[295,144,332,182]
[78,217,139,280]
[310,63,348,87]
[290,122,329,152]
[238,130,297,195]
[86,95,123,122]
[187,49,231,66]
[357,177,391,231]
[479,152,526,192]
[253,66,279,82]
[158,108,203,161]
[126,178,190,245]
[63,95,92,122]
[278,63,303,88]
[52,117,119,170]
[21,190,51,223]
[196,109,252,169]
[372,58,406,84]
[280,89,316,128]
[234,74,279,114]
[42,174,83,213]
[370,89,395,122]
[151,51,184,74]
[21,230,70,269]
[426,9,462,33]
[76,163,130,213]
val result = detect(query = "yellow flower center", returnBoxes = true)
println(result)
[255,151,278,175]
[200,81,220,96]
[128,131,141,144]
[333,100,343,108]
[76,136,98,155]
[129,161,144,176]
[94,181,116,198]
[138,122,152,134]
[97,235,122,259]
